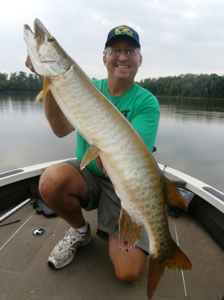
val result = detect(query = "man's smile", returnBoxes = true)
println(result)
[116,64,129,68]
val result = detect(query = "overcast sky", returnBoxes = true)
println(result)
[1,0,224,81]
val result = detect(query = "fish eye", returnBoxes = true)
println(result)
[47,36,55,42]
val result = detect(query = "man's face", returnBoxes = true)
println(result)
[103,39,142,82]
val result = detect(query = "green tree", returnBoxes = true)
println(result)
[0,73,8,91]
[138,73,224,98]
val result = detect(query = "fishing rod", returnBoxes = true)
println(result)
[0,198,31,223]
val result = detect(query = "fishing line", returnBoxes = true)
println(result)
[0,213,34,252]
[174,222,188,298]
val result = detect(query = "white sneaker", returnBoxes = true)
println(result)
[48,223,91,269]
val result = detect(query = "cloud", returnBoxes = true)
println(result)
[0,0,223,79]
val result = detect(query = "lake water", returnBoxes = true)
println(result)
[0,92,223,193]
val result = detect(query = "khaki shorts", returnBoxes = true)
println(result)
[67,159,149,253]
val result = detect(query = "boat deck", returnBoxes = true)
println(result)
[1,200,224,300]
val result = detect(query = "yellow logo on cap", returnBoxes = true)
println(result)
[115,26,133,37]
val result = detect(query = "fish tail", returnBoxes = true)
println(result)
[147,244,192,299]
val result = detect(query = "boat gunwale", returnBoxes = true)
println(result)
[0,159,223,214]
[158,163,224,214]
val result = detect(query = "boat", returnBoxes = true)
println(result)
[0,159,223,300]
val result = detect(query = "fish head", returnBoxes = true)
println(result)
[23,18,73,77]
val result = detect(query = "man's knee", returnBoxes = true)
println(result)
[39,166,60,206]
[113,264,142,282]
[39,163,72,203]
[39,163,88,206]
[109,235,146,282]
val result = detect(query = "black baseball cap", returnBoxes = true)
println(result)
[105,25,141,48]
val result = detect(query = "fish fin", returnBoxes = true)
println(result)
[102,167,108,177]
[147,257,166,300]
[165,243,192,270]
[35,77,51,102]
[164,177,188,212]
[147,243,192,299]
[95,156,108,176]
[80,143,102,170]
[42,77,51,101]
[119,207,143,251]
[35,90,43,102]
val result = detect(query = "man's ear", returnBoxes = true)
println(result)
[138,54,142,67]
[103,55,107,66]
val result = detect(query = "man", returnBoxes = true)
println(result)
[26,25,160,282]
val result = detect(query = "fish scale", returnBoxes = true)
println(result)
[52,66,170,256]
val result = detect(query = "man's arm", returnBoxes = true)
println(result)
[44,90,74,137]
[25,55,74,137]
[131,102,160,153]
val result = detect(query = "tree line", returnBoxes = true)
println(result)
[138,73,224,98]
[0,71,43,92]
[1,71,224,98]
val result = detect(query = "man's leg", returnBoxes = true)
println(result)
[39,162,88,228]
[109,234,146,282]
[39,162,91,269]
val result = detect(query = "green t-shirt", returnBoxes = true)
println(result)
[76,79,160,177]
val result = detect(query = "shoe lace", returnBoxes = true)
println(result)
[59,229,80,248]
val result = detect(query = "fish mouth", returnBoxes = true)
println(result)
[24,19,57,65]
[23,18,73,75]
[34,18,51,43]
[24,18,50,43]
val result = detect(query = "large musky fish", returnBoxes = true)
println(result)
[24,19,192,299]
